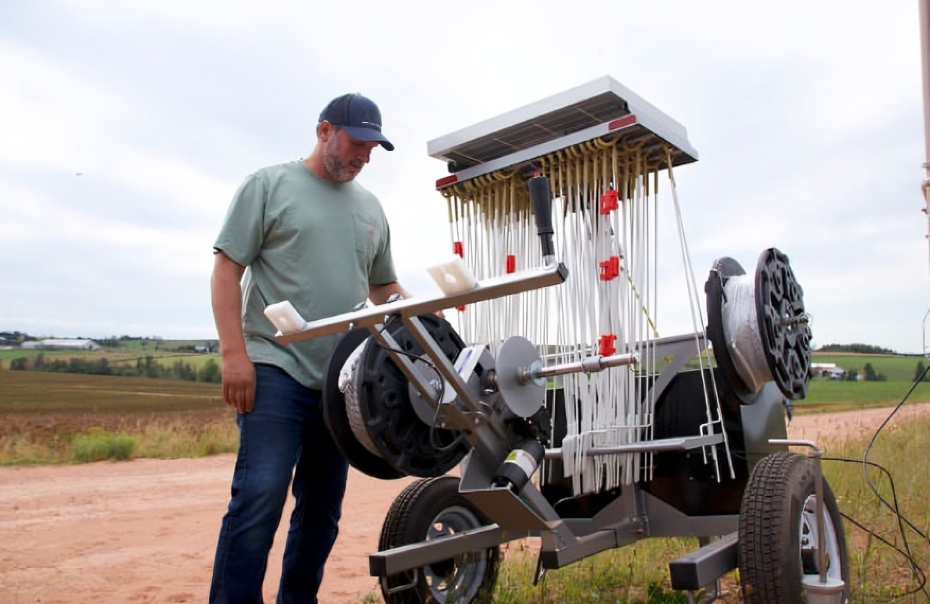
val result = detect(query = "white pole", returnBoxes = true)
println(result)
[919,0,930,356]
[920,0,930,165]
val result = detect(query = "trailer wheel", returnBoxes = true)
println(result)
[379,476,500,603]
[738,452,849,603]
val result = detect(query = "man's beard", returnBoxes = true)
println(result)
[322,138,361,182]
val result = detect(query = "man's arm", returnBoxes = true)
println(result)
[368,281,413,305]
[211,251,256,413]
[369,281,445,318]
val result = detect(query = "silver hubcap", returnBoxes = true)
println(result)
[799,494,842,581]
[423,505,490,603]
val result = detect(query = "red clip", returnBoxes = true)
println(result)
[599,189,619,214]
[599,256,620,281]
[453,241,464,258]
[598,334,617,356]
[506,254,516,274]
[456,305,465,312]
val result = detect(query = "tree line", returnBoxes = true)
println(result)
[817,343,897,355]
[8,353,222,383]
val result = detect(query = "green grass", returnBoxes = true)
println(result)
[825,415,930,602]
[812,353,927,382]
[71,429,137,462]
[801,379,930,411]
[798,352,930,411]
[492,539,707,603]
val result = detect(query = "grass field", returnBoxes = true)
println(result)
[2,351,928,463]
[813,353,929,381]
[0,371,232,464]
[0,339,220,371]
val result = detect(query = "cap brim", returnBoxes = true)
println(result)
[342,125,395,151]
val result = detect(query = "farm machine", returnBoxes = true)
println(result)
[269,76,849,603]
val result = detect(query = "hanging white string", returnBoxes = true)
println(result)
[666,158,734,481]
[441,137,731,494]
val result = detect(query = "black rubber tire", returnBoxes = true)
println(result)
[379,476,500,603]
[738,452,850,603]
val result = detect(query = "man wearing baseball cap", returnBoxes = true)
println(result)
[319,92,395,151]
[209,92,409,603]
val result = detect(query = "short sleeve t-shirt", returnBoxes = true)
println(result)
[214,161,397,389]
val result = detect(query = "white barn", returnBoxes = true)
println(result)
[20,339,101,351]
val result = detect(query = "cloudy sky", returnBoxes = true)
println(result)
[1,1,928,354]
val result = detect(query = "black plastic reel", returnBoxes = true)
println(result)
[755,248,811,400]
[322,328,406,480]
[705,249,811,403]
[354,314,471,478]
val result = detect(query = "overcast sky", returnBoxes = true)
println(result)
[1,1,928,354]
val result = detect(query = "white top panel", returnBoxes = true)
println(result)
[427,75,695,173]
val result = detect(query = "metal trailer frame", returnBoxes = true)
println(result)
[276,259,789,595]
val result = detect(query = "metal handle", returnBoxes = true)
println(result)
[528,174,555,262]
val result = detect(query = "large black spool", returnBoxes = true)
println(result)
[755,248,812,399]
[322,327,405,480]
[704,257,752,403]
[704,248,811,402]
[322,314,471,479]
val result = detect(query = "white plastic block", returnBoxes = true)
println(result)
[263,301,307,335]
[426,256,478,296]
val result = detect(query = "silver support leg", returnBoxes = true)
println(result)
[369,524,528,577]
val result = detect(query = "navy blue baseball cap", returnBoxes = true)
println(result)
[319,93,394,151]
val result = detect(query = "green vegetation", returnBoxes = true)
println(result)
[812,353,923,383]
[0,335,221,375]
[801,353,930,411]
[817,343,898,355]
[491,540,707,603]
[801,380,930,411]
[71,429,137,462]
[826,417,930,602]
[4,351,222,382]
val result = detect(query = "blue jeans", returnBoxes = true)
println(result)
[210,364,349,604]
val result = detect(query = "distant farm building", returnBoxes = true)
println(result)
[20,338,101,351]
[811,362,846,380]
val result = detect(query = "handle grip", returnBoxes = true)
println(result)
[528,174,555,259]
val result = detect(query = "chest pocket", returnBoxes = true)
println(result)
[353,213,382,270]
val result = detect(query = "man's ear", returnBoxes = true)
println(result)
[317,120,334,141]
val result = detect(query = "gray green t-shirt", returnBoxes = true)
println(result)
[214,161,397,389]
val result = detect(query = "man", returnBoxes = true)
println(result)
[209,92,411,604]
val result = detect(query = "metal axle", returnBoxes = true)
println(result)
[518,352,639,383]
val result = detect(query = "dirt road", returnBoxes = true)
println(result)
[2,403,927,603]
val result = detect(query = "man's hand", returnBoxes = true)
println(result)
[211,251,254,413]
[221,352,256,413]
[369,281,445,319]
